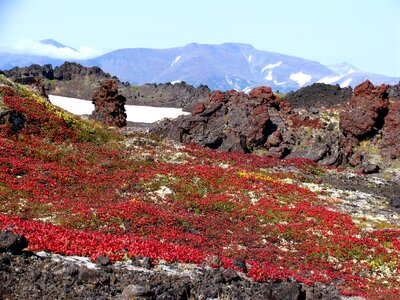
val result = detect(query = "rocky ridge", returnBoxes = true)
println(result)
[155,80,400,180]
[283,83,352,109]
[1,63,210,111]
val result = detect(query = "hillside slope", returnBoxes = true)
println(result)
[0,76,399,299]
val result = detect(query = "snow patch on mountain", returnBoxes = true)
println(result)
[170,56,181,67]
[261,61,282,72]
[264,71,273,81]
[340,78,352,87]
[248,55,252,62]
[347,68,356,74]
[290,72,312,86]
[318,74,345,84]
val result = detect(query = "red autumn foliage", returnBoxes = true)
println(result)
[0,85,399,299]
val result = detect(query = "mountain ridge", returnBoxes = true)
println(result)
[1,39,399,92]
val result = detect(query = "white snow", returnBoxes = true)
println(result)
[170,55,181,67]
[347,68,356,74]
[340,78,352,88]
[49,95,189,124]
[264,70,273,81]
[242,86,253,94]
[261,61,282,72]
[318,74,345,84]
[49,95,94,115]
[248,55,252,62]
[171,80,182,84]
[289,72,312,86]
[226,78,233,86]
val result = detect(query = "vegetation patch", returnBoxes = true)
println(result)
[0,83,399,299]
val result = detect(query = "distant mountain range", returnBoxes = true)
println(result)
[1,39,399,92]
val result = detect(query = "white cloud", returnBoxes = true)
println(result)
[0,39,102,60]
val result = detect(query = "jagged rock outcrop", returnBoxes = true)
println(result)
[2,63,210,111]
[2,62,115,100]
[387,82,400,100]
[2,64,54,81]
[284,83,352,108]
[168,86,286,153]
[124,82,210,111]
[0,231,28,254]
[340,80,389,139]
[382,101,400,158]
[158,80,400,174]
[92,79,127,127]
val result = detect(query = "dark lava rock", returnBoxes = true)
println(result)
[382,101,400,158]
[0,247,341,300]
[121,284,152,299]
[284,83,352,109]
[2,64,54,81]
[131,256,154,269]
[222,268,240,282]
[387,81,400,100]
[168,87,278,153]
[340,80,389,140]
[0,231,28,254]
[125,81,211,111]
[358,161,380,174]
[53,62,109,81]
[78,267,99,284]
[96,255,111,267]
[0,109,26,133]
[389,196,400,209]
[2,62,116,100]
[271,282,304,300]
[233,258,248,273]
[92,79,127,127]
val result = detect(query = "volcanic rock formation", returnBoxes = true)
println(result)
[168,87,282,153]
[283,83,352,109]
[157,80,400,174]
[1,63,210,111]
[92,79,127,127]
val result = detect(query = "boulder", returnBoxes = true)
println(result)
[168,87,276,153]
[382,101,400,158]
[339,80,389,139]
[389,196,400,209]
[387,82,400,100]
[0,231,28,254]
[92,79,127,127]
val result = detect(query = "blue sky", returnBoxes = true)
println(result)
[1,0,399,76]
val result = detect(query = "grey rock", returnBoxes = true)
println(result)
[0,231,28,254]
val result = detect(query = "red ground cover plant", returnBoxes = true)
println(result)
[0,85,399,299]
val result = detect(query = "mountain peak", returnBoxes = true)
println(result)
[39,39,75,50]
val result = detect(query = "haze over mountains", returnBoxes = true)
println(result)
[1,39,399,92]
